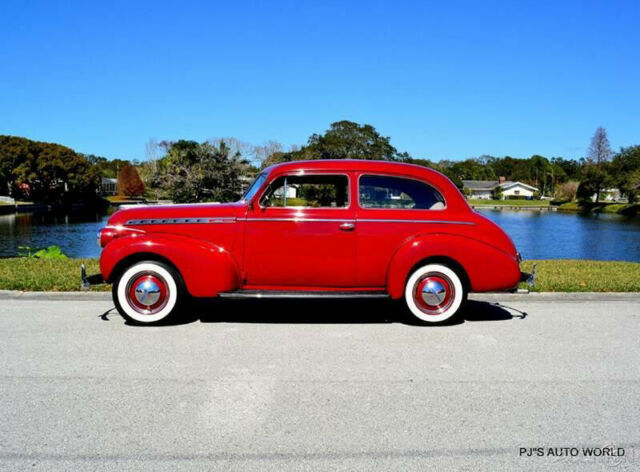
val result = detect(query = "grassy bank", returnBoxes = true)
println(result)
[0,258,639,293]
[557,202,640,216]
[0,258,108,291]
[468,199,550,207]
[519,260,640,292]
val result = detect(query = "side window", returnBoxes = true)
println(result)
[359,175,445,210]
[261,174,349,208]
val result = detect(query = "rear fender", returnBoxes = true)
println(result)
[100,233,240,297]
[386,233,520,298]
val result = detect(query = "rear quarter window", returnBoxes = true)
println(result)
[359,175,445,210]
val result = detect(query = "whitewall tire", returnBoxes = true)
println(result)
[113,261,184,325]
[404,263,465,324]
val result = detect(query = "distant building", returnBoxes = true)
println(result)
[101,177,117,196]
[462,177,539,200]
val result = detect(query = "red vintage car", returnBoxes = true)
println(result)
[94,160,525,325]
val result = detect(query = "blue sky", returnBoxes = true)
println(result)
[1,0,639,161]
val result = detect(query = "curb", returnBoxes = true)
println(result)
[468,292,640,302]
[0,290,112,301]
[0,290,639,302]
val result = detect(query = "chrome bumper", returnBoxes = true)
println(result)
[519,263,537,287]
[80,264,104,290]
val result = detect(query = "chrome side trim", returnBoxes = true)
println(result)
[246,218,472,225]
[125,216,473,226]
[219,290,390,299]
[358,219,474,225]
[246,217,356,223]
[126,217,236,225]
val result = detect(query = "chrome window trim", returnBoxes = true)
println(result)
[244,217,472,225]
[258,172,351,210]
[356,173,447,211]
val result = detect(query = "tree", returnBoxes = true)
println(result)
[554,181,579,202]
[491,186,504,200]
[584,127,613,202]
[117,164,145,197]
[529,155,551,196]
[577,165,610,203]
[284,121,410,162]
[149,140,249,203]
[610,145,640,203]
[0,135,100,204]
[588,127,613,164]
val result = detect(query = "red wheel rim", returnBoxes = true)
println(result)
[126,273,169,314]
[413,273,455,315]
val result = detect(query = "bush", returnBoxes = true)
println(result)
[554,181,579,202]
[18,245,68,259]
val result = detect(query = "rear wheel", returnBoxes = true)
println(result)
[404,263,465,324]
[112,260,185,325]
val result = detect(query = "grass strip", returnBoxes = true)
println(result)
[0,258,638,293]
[468,199,550,207]
[0,258,108,291]
[519,259,640,292]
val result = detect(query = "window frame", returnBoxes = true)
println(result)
[258,172,352,210]
[356,173,447,211]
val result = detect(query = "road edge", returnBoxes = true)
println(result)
[0,290,639,302]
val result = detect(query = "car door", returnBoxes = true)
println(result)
[243,171,357,288]
[354,172,448,287]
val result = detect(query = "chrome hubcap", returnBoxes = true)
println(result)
[413,273,455,315]
[134,278,162,306]
[420,279,447,306]
[126,273,169,314]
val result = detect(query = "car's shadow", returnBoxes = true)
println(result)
[192,298,526,326]
[101,299,526,326]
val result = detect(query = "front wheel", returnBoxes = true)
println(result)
[404,263,466,324]
[113,260,185,325]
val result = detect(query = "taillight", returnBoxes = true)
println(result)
[98,226,144,248]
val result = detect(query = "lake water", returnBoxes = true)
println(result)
[1,209,639,261]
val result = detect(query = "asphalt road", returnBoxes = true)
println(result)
[1,293,639,471]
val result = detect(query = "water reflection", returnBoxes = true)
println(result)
[0,210,111,258]
[1,208,639,261]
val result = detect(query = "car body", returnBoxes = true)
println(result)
[97,159,523,324]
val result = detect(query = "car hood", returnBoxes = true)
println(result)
[107,202,247,226]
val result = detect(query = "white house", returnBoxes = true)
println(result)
[462,178,539,200]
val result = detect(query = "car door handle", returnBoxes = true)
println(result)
[339,222,355,231]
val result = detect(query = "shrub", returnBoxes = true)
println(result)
[491,186,503,200]
[554,181,579,202]
[18,245,68,259]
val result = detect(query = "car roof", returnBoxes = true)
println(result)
[262,159,442,178]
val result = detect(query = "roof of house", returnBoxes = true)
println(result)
[462,180,539,192]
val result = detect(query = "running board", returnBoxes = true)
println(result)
[218,290,390,299]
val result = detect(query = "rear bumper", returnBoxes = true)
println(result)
[519,263,537,287]
[81,264,104,290]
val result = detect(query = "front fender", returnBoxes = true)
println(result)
[100,233,240,297]
[386,233,520,298]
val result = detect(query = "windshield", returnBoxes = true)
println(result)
[241,172,267,202]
